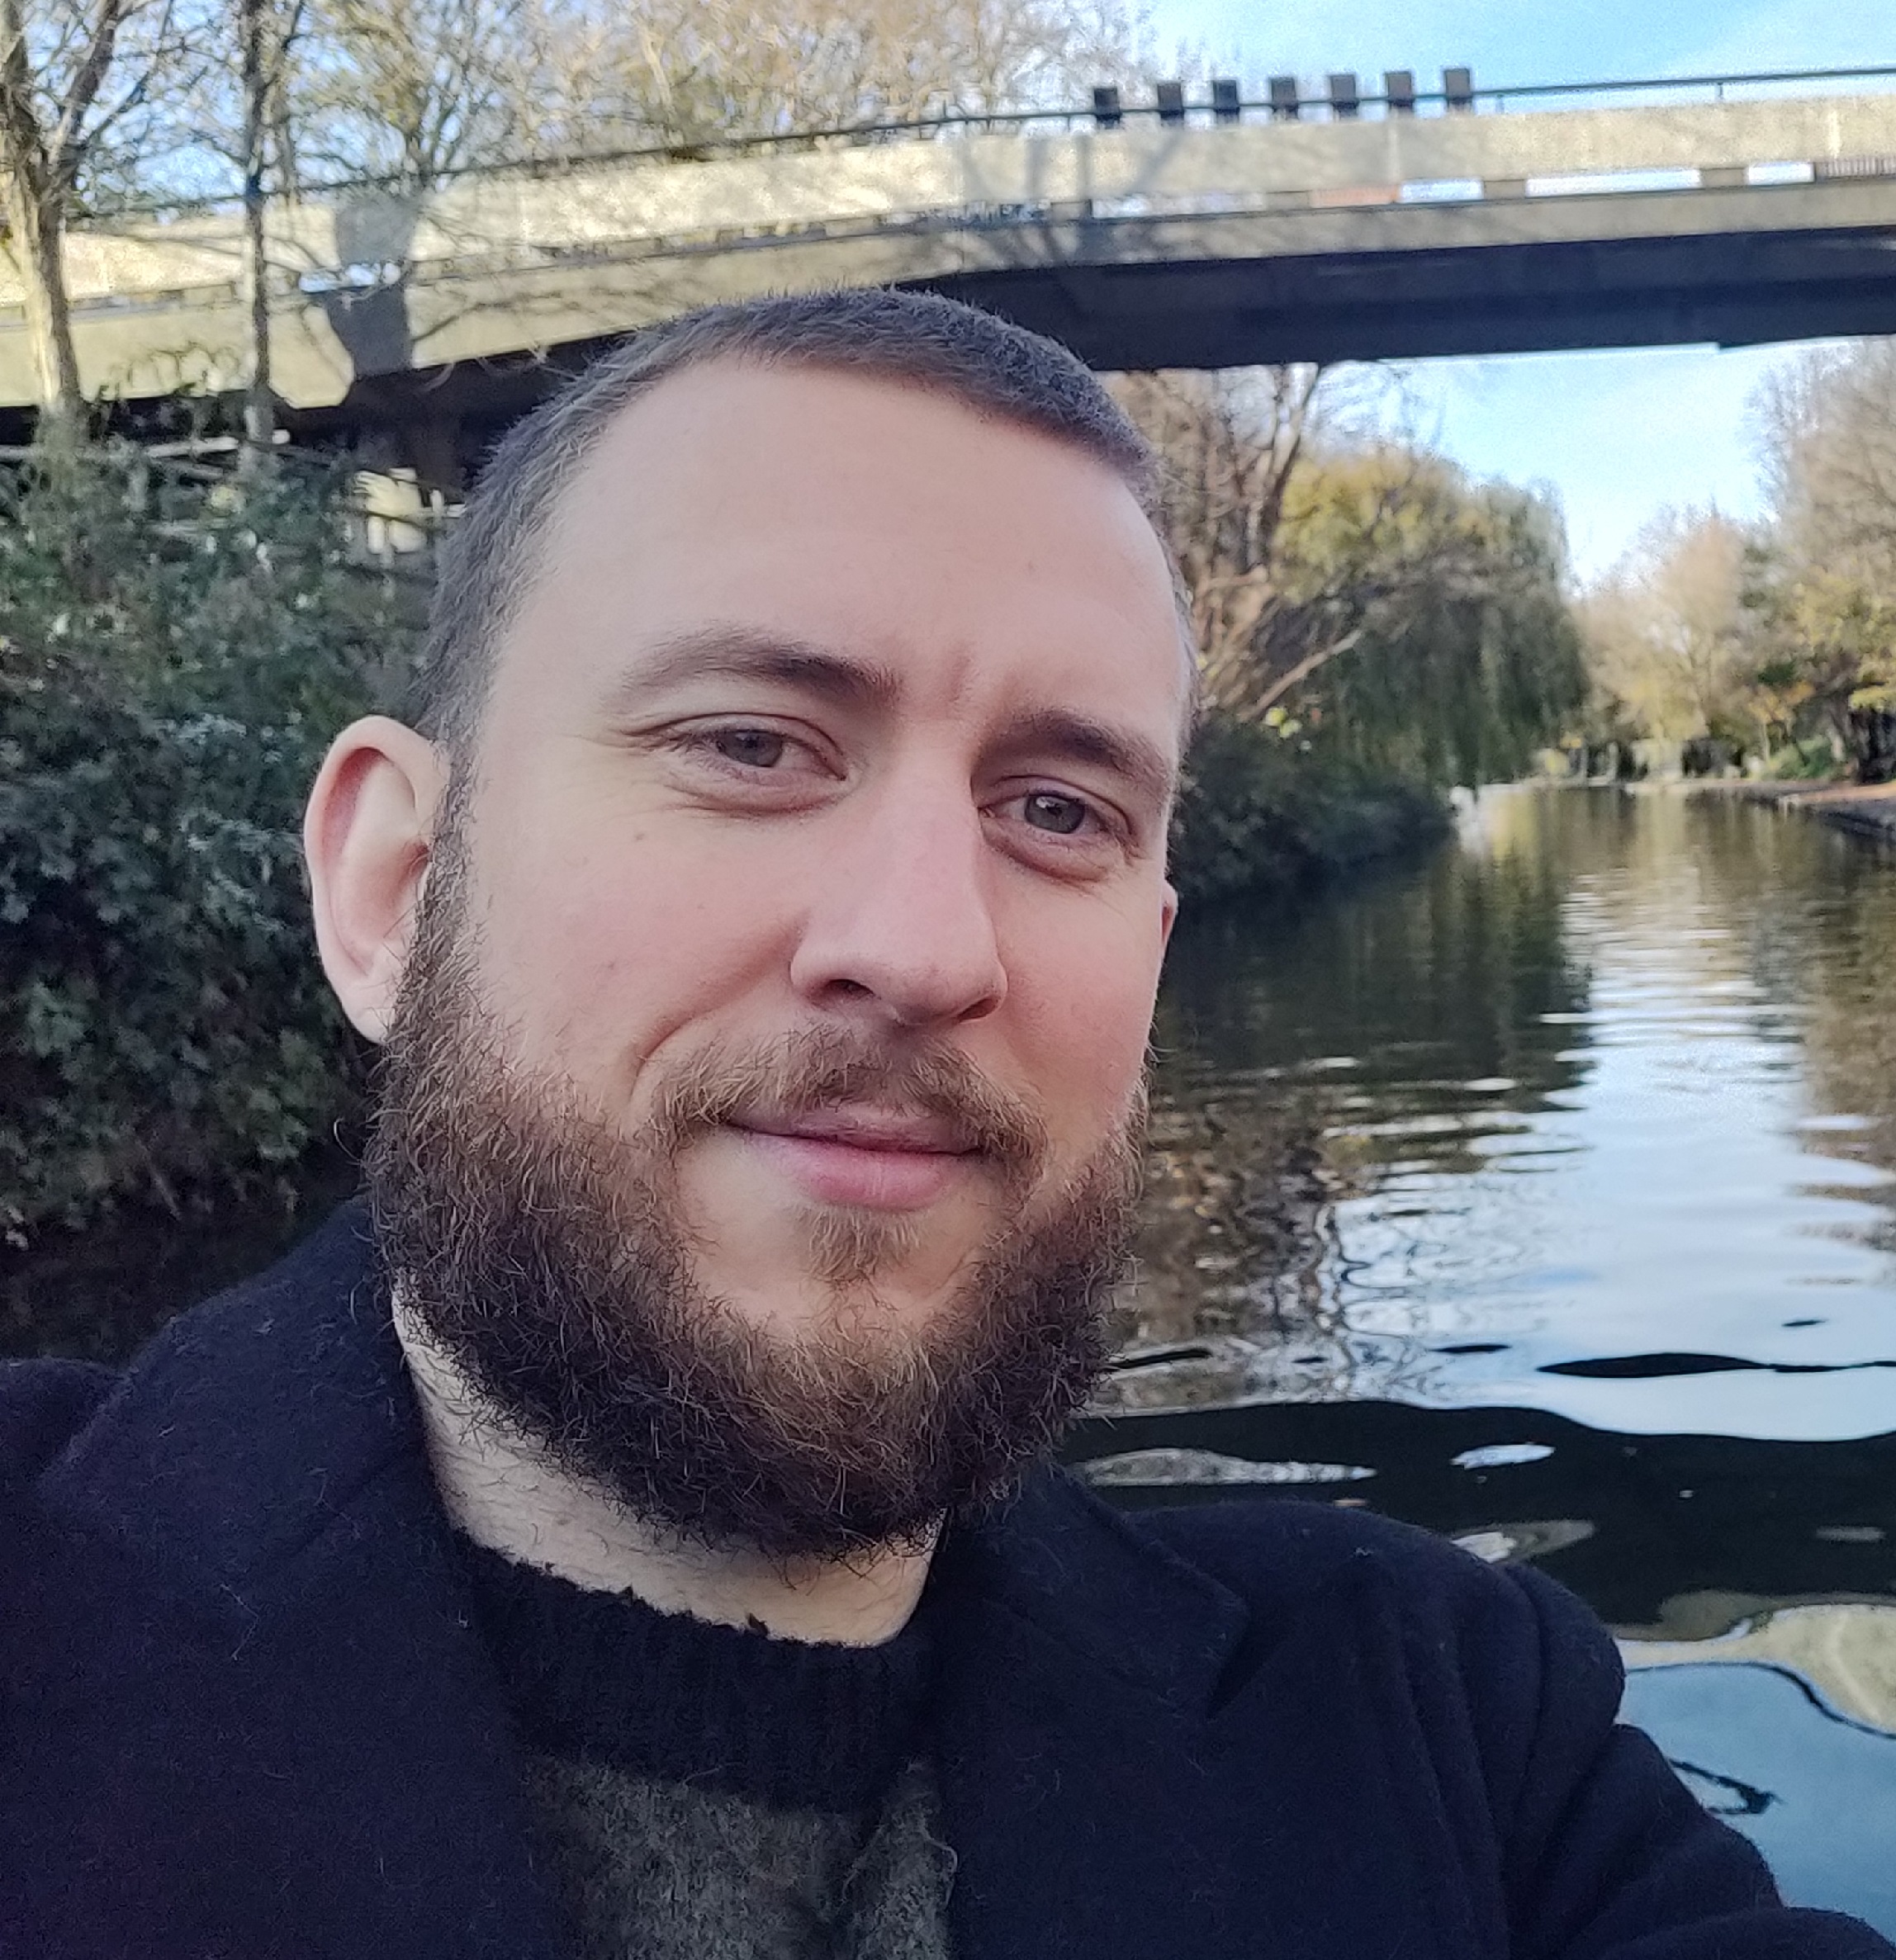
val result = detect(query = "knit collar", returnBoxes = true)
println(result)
[456,1532,941,1814]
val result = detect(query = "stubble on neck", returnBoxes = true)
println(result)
[393,1287,940,1645]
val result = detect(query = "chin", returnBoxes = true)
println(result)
[796,1202,924,1289]
[692,1227,977,1345]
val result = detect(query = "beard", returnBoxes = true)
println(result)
[363,840,1146,1565]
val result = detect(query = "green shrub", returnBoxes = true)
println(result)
[0,448,423,1243]
[1762,738,1841,781]
[1170,713,1449,910]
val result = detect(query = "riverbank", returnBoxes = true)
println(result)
[1751,779,1896,845]
[1170,719,1452,910]
[1680,778,1896,846]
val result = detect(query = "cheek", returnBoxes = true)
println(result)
[465,824,794,1073]
[1007,905,1165,1130]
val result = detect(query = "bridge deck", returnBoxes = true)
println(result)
[5,89,1895,439]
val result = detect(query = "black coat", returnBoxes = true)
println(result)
[2,1205,1889,1960]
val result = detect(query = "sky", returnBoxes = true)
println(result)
[1139,0,1895,580]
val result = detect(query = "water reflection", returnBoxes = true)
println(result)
[1111,788,1896,1439]
[1622,1658,1896,1929]
[1075,787,1896,1932]
[1627,1602,1896,1734]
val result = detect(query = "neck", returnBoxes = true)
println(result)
[391,1297,936,1646]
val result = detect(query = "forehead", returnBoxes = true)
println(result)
[488,359,1189,750]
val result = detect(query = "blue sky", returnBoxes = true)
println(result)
[1140,0,1894,579]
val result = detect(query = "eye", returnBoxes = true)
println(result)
[709,727,788,768]
[1021,791,1091,836]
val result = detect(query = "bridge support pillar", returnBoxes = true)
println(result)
[399,414,467,499]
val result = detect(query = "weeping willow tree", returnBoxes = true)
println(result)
[1118,372,1586,906]
[1300,460,1587,787]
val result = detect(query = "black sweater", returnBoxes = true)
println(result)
[458,1536,951,1960]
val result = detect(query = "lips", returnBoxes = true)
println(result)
[728,1105,981,1210]
[736,1106,979,1153]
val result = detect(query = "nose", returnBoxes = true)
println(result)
[789,770,1007,1030]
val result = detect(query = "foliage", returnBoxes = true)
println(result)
[1169,714,1449,911]
[1579,508,1756,749]
[1582,343,1896,779]
[1122,371,1585,904]
[1120,372,1588,794]
[1290,462,1587,787]
[0,447,419,1242]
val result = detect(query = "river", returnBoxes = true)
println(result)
[1072,784,1896,1930]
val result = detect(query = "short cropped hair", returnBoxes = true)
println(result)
[406,287,1176,753]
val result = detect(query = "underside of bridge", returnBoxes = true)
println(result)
[930,204,1896,367]
[278,172,1896,478]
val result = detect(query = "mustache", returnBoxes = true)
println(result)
[650,1028,1048,1177]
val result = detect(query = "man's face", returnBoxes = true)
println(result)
[360,360,1188,1555]
[449,362,1185,1334]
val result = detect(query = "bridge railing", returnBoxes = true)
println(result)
[76,62,1896,223]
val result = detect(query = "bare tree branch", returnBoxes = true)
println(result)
[49,0,131,192]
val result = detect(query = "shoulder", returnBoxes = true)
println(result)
[1136,1490,1600,1646]
[1129,1487,1510,1606]
[1113,1498,1892,1954]
[1130,1493,1620,1765]
[0,1356,121,1484]
[0,1201,380,1497]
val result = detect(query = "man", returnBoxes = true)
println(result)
[2,290,1887,1960]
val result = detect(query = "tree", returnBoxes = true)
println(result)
[1756,340,1896,575]
[1261,458,1581,788]
[1746,342,1896,774]
[0,0,201,437]
[1580,509,1751,750]
[289,0,539,190]
[1126,368,1586,904]
[1586,348,1896,783]
[281,0,1142,187]
[1115,368,1331,722]
[518,0,1140,154]
[235,0,292,466]
[1118,369,1583,772]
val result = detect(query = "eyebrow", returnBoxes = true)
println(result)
[604,621,1178,810]
[995,706,1178,813]
[601,624,903,717]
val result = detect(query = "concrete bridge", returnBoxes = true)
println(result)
[7,75,1896,483]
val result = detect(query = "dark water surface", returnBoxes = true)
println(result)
[1070,786,1896,1929]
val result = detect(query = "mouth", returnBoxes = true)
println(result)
[726,1105,984,1210]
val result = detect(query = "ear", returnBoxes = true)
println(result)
[1159,878,1179,956]
[303,716,449,1043]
